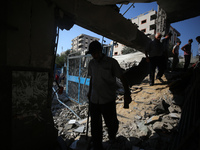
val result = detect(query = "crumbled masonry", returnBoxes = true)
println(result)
[52,71,183,150]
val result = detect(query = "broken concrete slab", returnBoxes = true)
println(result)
[169,113,181,119]
[153,121,164,130]
[64,124,73,130]
[136,121,149,137]
[68,119,76,124]
[134,115,142,120]
[145,115,160,124]
[154,100,170,114]
[163,123,173,130]
[74,125,85,133]
[77,118,88,124]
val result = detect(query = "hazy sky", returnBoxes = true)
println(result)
[57,2,200,56]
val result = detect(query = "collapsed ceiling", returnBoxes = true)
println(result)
[53,0,200,52]
[87,0,200,23]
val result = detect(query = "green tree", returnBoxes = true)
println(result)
[55,50,71,68]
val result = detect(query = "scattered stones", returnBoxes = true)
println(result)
[153,121,164,130]
[145,116,160,124]
[52,72,182,150]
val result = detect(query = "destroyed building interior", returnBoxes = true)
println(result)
[1,0,200,150]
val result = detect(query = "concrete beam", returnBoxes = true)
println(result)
[53,0,151,52]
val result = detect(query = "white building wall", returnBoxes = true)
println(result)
[113,9,180,56]
[131,10,157,35]
[113,42,125,55]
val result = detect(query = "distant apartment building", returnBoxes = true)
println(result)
[169,26,181,45]
[71,34,100,52]
[131,9,180,42]
[113,9,180,56]
[131,9,157,36]
[110,41,124,55]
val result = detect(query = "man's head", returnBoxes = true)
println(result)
[87,41,102,60]
[155,33,162,41]
[177,41,181,46]
[196,36,200,43]
[188,39,193,44]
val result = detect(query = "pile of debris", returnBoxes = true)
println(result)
[51,74,183,150]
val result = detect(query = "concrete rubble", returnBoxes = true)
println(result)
[52,72,183,150]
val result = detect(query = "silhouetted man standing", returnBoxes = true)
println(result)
[87,41,131,150]
[145,33,164,86]
[181,39,193,70]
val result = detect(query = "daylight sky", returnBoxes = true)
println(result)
[57,2,200,56]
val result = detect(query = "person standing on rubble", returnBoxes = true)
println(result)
[172,41,181,71]
[161,32,172,70]
[181,39,193,71]
[145,33,164,86]
[86,40,132,150]
[196,36,200,61]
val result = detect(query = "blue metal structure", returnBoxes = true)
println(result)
[66,44,114,104]
[66,53,91,104]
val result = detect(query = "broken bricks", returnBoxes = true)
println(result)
[52,73,182,150]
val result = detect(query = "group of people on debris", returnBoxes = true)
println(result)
[145,32,200,86]
[85,35,200,149]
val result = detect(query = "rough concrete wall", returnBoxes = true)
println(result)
[1,0,58,149]
[6,0,55,69]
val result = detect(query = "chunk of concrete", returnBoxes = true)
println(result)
[145,116,160,124]
[134,115,142,120]
[77,118,89,124]
[153,121,164,130]
[68,119,76,124]
[169,113,181,119]
[74,125,85,133]
[64,124,73,130]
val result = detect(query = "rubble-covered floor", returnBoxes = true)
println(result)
[52,72,183,150]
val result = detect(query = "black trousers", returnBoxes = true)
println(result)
[149,56,165,84]
[184,55,191,70]
[172,54,179,71]
[89,101,119,150]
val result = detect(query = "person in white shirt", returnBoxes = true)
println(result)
[196,36,200,60]
[86,41,132,150]
[172,41,181,71]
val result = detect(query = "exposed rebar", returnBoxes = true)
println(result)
[52,87,81,120]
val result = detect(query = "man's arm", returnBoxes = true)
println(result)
[172,45,176,54]
[181,44,186,51]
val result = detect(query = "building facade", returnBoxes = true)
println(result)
[71,34,99,52]
[131,9,157,36]
[112,8,180,56]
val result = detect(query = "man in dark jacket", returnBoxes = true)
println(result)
[145,33,164,86]
[181,39,193,70]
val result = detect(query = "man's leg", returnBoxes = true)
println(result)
[149,57,156,85]
[90,102,103,150]
[172,55,177,71]
[157,56,165,79]
[184,55,191,70]
[101,101,119,141]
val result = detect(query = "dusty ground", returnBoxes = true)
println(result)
[53,72,181,150]
[116,75,171,126]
